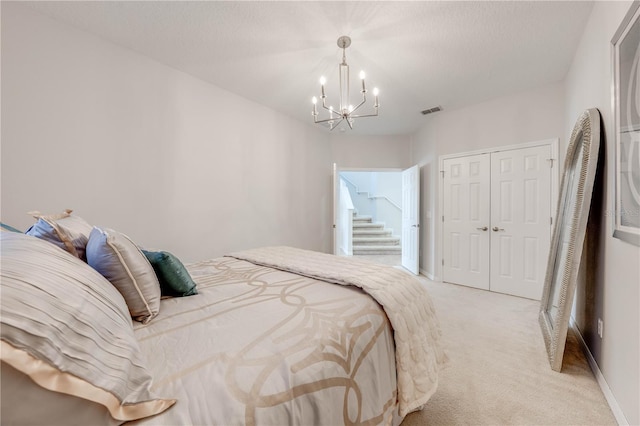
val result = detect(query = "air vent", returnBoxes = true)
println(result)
[421,106,442,115]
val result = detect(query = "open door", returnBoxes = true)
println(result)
[332,163,339,255]
[402,165,420,274]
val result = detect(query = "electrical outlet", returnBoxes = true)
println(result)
[597,318,603,339]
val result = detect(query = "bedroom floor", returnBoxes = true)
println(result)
[401,278,616,426]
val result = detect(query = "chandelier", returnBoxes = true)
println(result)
[311,36,379,131]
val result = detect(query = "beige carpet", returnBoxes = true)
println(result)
[401,279,616,426]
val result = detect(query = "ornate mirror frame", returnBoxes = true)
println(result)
[539,108,601,372]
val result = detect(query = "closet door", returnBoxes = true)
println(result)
[490,145,552,299]
[442,154,491,290]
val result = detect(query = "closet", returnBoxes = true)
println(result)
[441,143,555,300]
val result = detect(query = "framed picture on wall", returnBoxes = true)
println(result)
[612,1,640,246]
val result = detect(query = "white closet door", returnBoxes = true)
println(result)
[490,145,552,299]
[442,154,491,290]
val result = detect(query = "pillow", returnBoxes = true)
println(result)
[142,250,198,297]
[0,222,22,233]
[25,209,92,260]
[1,361,121,426]
[0,232,175,423]
[86,227,161,323]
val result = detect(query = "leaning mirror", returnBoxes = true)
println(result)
[539,108,601,372]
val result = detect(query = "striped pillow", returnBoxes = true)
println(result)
[86,227,161,323]
[0,232,175,422]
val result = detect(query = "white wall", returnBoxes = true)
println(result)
[1,4,333,262]
[564,2,639,423]
[411,82,566,278]
[374,172,402,207]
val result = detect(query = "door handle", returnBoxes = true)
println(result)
[492,227,505,232]
[411,224,420,228]
[476,227,488,231]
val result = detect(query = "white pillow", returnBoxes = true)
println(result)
[86,227,161,323]
[0,232,175,422]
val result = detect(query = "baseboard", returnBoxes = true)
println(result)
[569,318,629,426]
[419,268,436,281]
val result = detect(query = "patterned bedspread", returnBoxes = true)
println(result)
[228,246,445,417]
[131,247,443,426]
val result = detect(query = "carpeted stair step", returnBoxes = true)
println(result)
[353,229,393,237]
[352,245,402,255]
[353,236,400,246]
[351,214,400,255]
[352,215,373,223]
[352,222,385,230]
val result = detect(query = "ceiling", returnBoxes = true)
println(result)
[21,1,594,135]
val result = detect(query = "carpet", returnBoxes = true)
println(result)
[401,279,616,426]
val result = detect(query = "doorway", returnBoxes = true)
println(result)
[333,165,420,274]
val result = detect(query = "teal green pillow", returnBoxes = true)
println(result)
[1,222,22,233]
[141,250,198,297]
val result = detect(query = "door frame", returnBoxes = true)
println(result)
[436,138,559,282]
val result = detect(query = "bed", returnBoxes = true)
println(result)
[0,212,444,426]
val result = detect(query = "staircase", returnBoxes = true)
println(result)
[352,214,401,255]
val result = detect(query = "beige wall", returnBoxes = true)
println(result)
[0,4,410,263]
[1,4,334,262]
[411,2,640,422]
[564,2,639,423]
[330,134,412,169]
[410,82,566,278]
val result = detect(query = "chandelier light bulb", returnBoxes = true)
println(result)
[312,96,317,104]
[319,76,326,85]
[359,70,366,92]
[373,87,379,96]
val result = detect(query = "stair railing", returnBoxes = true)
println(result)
[340,175,402,211]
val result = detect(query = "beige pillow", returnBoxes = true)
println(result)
[86,227,161,323]
[0,232,174,422]
[1,361,121,426]
[25,209,93,260]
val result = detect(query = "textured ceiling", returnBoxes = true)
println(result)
[21,1,594,135]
